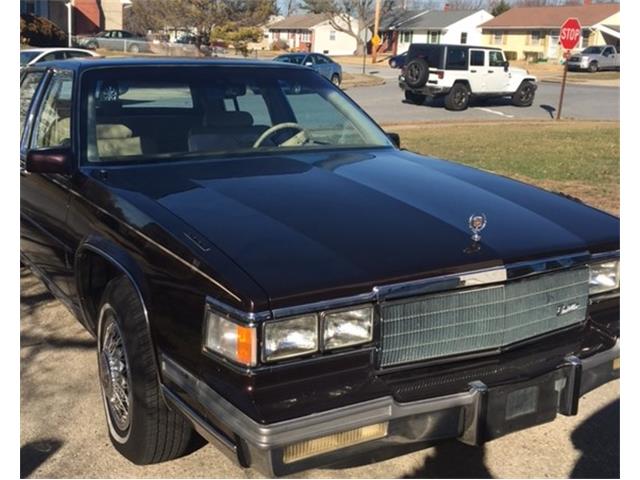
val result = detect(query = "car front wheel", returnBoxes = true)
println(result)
[97,276,194,464]
[512,80,536,107]
[444,83,470,111]
[588,61,599,73]
[129,44,140,54]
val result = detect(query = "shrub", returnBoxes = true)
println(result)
[20,14,67,47]
[270,39,289,51]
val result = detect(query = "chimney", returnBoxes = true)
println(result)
[444,3,450,11]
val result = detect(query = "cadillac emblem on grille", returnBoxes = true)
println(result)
[468,213,487,242]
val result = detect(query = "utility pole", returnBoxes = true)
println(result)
[66,1,74,47]
[371,0,382,63]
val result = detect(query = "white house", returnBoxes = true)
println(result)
[390,9,494,54]
[268,14,358,56]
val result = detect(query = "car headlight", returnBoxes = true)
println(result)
[204,309,257,366]
[589,259,619,295]
[323,306,373,350]
[264,315,318,362]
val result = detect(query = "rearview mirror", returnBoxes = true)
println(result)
[386,132,401,148]
[26,147,74,174]
[504,61,510,72]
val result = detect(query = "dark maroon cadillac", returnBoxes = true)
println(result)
[20,58,619,476]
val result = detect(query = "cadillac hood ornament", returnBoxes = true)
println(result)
[468,213,487,242]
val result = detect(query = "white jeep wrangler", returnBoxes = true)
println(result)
[399,44,537,111]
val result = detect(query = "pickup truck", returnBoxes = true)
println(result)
[20,57,619,476]
[566,45,620,72]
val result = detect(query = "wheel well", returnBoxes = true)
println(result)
[452,80,471,92]
[75,250,123,335]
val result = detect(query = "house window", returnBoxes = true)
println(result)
[582,29,590,47]
[400,31,412,43]
[301,31,310,42]
[530,30,541,46]
[493,31,504,45]
[429,31,440,44]
[460,32,468,44]
[329,30,336,41]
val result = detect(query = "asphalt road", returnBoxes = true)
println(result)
[21,268,620,478]
[342,65,619,124]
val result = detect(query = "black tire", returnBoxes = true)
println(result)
[444,83,471,111]
[97,276,194,464]
[511,80,536,107]
[404,90,426,105]
[588,61,599,73]
[87,41,98,50]
[129,44,140,54]
[404,58,429,88]
[331,73,341,86]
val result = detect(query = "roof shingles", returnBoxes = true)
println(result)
[481,4,619,29]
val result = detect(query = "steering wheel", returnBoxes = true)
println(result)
[253,122,309,148]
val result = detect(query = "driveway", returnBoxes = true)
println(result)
[21,268,619,478]
[342,65,619,124]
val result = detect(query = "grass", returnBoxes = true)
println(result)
[393,120,619,215]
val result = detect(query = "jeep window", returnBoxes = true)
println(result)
[81,67,392,164]
[20,71,44,137]
[470,50,485,67]
[489,50,506,67]
[583,46,604,54]
[445,47,467,70]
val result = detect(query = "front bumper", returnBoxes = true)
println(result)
[566,61,589,71]
[161,339,619,476]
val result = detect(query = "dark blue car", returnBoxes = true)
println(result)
[388,51,407,69]
[274,52,342,86]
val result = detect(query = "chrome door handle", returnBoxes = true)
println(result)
[488,70,494,73]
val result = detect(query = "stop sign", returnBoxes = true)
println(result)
[560,17,582,50]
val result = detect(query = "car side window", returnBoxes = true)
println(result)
[603,47,614,55]
[32,72,73,149]
[122,31,132,38]
[489,51,506,67]
[66,51,92,59]
[470,50,485,67]
[303,55,315,65]
[446,47,467,70]
[315,55,329,64]
[41,51,66,62]
[20,71,45,139]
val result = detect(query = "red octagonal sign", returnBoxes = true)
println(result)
[560,17,582,50]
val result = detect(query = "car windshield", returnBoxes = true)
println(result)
[276,55,304,65]
[81,66,392,164]
[582,46,604,54]
[20,51,40,66]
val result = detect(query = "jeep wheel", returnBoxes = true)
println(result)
[404,90,426,105]
[404,58,429,88]
[97,276,194,464]
[129,44,140,54]
[444,83,470,111]
[588,61,599,73]
[512,80,536,107]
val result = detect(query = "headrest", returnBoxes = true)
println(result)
[97,124,134,139]
[204,111,254,128]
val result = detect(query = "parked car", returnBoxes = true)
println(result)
[20,47,99,68]
[273,52,342,85]
[76,29,150,53]
[400,44,537,111]
[388,51,407,69]
[566,45,620,72]
[20,57,619,477]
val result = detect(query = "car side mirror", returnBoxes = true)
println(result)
[504,61,510,72]
[387,132,401,148]
[26,147,75,174]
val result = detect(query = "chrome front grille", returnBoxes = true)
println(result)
[379,268,589,367]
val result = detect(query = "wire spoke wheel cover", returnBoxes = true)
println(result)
[99,307,132,433]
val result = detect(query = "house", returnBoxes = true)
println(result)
[267,14,359,55]
[20,0,128,36]
[385,9,494,55]
[248,15,284,51]
[480,2,620,62]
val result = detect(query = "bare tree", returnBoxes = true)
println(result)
[301,0,396,54]
[445,0,488,10]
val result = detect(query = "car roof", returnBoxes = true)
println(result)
[26,56,307,73]
[410,43,502,51]
[22,47,96,53]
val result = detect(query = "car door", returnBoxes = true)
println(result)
[20,69,76,299]
[313,54,332,80]
[602,47,617,69]
[303,54,317,73]
[487,50,510,93]
[468,49,487,92]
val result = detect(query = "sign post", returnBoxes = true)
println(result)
[557,17,582,120]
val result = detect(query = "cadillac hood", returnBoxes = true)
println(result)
[101,149,619,308]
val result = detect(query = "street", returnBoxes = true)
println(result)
[342,65,619,124]
[21,268,619,479]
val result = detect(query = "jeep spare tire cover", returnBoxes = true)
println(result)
[405,58,429,88]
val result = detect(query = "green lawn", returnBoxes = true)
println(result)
[394,121,619,214]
